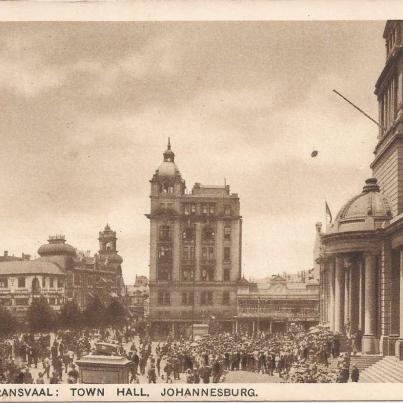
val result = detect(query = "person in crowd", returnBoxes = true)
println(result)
[67,364,79,384]
[36,372,45,384]
[23,367,33,384]
[351,365,359,382]
[49,371,60,384]
[147,364,157,384]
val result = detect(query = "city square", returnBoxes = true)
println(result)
[0,19,403,384]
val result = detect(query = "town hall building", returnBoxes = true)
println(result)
[319,21,403,358]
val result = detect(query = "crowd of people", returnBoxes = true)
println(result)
[0,326,138,384]
[126,323,360,384]
[0,323,360,384]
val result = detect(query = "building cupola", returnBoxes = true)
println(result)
[163,137,175,162]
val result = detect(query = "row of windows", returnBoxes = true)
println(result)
[0,277,63,289]
[157,291,230,306]
[380,75,398,133]
[159,246,231,262]
[184,203,216,215]
[183,203,233,216]
[160,225,232,242]
[158,203,235,217]
[0,297,63,306]
[158,267,232,282]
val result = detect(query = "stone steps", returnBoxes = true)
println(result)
[349,355,382,371]
[360,356,403,383]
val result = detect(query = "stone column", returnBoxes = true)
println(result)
[395,247,403,359]
[350,258,359,334]
[362,252,379,354]
[334,255,345,334]
[358,256,365,333]
[319,264,324,322]
[390,249,400,353]
[344,262,350,329]
[328,257,335,331]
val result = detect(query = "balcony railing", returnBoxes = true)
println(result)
[237,307,319,320]
[149,309,236,320]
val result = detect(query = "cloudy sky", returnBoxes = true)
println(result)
[0,21,385,283]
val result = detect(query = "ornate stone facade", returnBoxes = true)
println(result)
[320,21,403,357]
[147,140,242,338]
[0,226,125,315]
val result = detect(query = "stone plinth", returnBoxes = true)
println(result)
[76,355,132,384]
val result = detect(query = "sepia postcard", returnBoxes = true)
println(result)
[0,0,403,402]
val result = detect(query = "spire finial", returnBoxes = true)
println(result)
[163,137,175,162]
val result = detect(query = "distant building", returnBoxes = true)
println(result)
[236,274,319,333]
[147,140,242,337]
[0,251,31,262]
[124,280,149,320]
[0,225,125,318]
[0,259,65,320]
[134,275,149,287]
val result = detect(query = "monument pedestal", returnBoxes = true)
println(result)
[76,354,132,383]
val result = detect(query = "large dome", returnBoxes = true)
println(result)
[328,178,392,233]
[38,235,76,257]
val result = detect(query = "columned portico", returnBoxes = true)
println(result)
[321,249,381,353]
[344,262,350,328]
[319,178,390,355]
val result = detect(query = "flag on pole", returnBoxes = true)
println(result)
[325,201,332,224]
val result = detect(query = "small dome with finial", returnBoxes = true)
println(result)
[328,178,392,233]
[157,138,180,178]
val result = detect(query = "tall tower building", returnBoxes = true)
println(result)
[147,140,242,337]
[371,21,403,216]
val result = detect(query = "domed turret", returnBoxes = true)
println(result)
[328,178,392,233]
[38,235,76,257]
[98,224,123,266]
[156,138,181,178]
